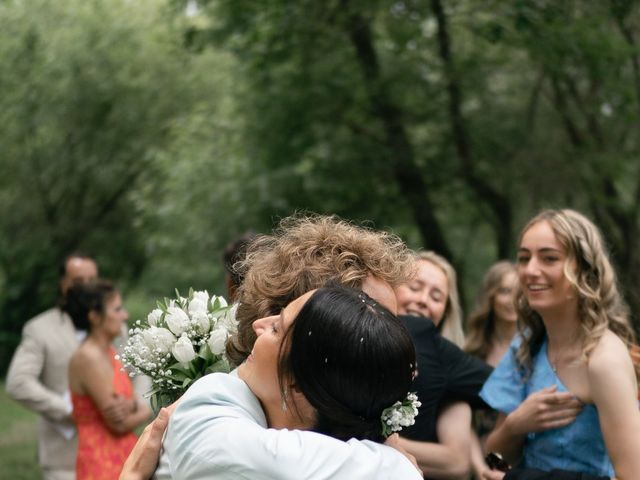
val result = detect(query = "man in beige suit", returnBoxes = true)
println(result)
[6,254,98,480]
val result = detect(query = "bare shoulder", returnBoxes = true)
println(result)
[70,343,106,373]
[588,330,632,373]
[587,330,636,397]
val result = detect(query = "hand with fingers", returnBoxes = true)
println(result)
[482,470,506,480]
[385,433,423,477]
[120,402,178,480]
[103,394,134,426]
[506,385,583,435]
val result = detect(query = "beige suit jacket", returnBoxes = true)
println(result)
[6,307,79,473]
[6,307,143,477]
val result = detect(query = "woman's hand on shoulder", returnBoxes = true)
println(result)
[385,434,423,477]
[505,385,582,435]
[120,404,177,480]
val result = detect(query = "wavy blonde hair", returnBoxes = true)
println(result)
[515,209,638,380]
[416,251,465,348]
[464,261,517,360]
[226,214,416,365]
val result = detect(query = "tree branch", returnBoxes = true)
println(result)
[340,0,453,259]
[611,0,640,117]
[430,0,512,257]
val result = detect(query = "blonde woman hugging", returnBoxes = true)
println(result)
[480,209,640,480]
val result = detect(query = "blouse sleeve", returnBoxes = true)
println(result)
[479,335,527,414]
[160,372,422,480]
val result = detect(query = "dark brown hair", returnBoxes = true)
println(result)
[64,279,117,332]
[278,284,416,442]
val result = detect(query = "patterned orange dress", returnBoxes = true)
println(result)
[72,348,138,480]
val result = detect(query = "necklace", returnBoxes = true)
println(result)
[549,348,565,374]
[549,343,583,374]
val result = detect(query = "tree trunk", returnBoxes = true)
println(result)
[342,6,454,261]
[430,0,513,258]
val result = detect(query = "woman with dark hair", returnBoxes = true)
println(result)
[480,209,640,480]
[66,280,151,480]
[280,285,416,442]
[155,283,422,479]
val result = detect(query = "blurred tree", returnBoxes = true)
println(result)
[181,0,640,330]
[481,0,640,318]
[0,0,207,371]
[2,0,639,373]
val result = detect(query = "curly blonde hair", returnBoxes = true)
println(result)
[515,209,638,380]
[464,261,516,360]
[226,214,415,365]
[416,251,465,348]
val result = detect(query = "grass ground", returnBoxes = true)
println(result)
[0,381,40,479]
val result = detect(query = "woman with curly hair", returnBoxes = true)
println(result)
[480,209,640,480]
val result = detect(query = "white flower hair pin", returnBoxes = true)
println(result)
[380,392,421,438]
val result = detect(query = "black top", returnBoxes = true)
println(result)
[399,314,492,442]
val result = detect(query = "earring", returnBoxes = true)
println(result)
[281,389,288,412]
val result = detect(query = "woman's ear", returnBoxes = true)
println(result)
[88,309,101,328]
[287,384,316,428]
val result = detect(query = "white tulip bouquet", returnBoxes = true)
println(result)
[118,289,237,411]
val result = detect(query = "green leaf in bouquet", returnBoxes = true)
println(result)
[144,387,160,399]
[174,289,188,308]
[167,370,188,383]
[188,287,194,300]
[189,357,198,378]
[198,343,214,363]
[167,362,192,377]
[157,300,168,314]
[205,357,230,375]
[150,394,160,415]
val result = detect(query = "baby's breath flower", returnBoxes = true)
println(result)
[119,289,238,410]
[380,392,421,438]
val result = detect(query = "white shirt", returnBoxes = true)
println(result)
[155,371,421,479]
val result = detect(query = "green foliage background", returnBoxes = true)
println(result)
[2,0,640,379]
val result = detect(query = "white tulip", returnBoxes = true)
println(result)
[172,333,196,365]
[188,298,208,316]
[165,306,190,336]
[142,327,176,354]
[193,290,210,303]
[192,311,211,334]
[219,303,238,335]
[147,309,163,327]
[210,295,228,311]
[207,328,228,356]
